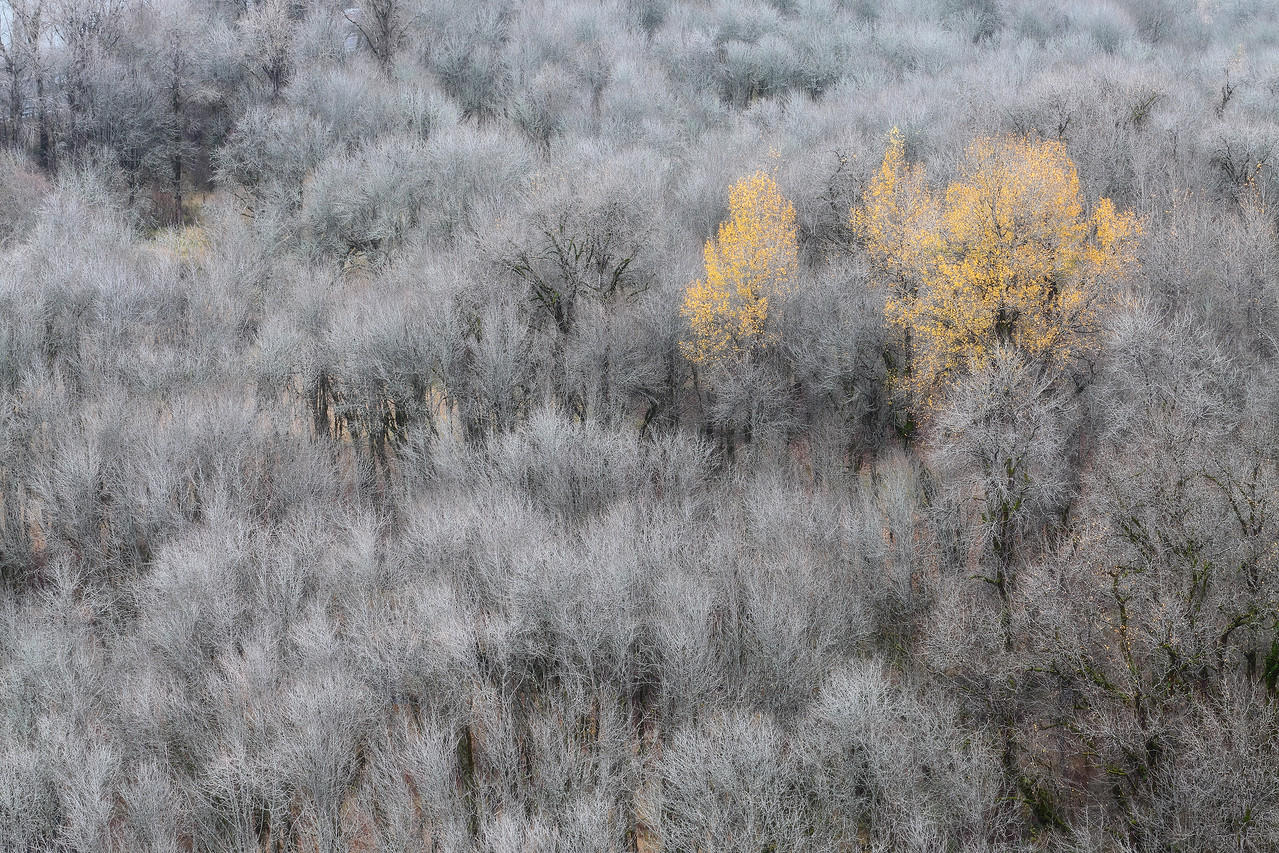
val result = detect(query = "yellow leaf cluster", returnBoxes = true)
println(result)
[681,171,798,366]
[850,127,937,295]
[853,131,1141,406]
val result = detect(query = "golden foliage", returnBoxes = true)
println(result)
[851,127,937,294]
[853,131,1142,407]
[681,170,798,366]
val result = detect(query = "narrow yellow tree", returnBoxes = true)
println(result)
[853,131,1141,407]
[851,127,937,296]
[681,171,798,366]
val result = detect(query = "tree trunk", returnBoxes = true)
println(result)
[7,70,20,146]
[170,45,183,226]
[36,70,49,170]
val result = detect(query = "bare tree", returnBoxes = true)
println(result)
[342,0,406,75]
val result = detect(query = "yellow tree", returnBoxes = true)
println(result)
[853,131,1141,407]
[681,171,798,366]
[851,127,937,297]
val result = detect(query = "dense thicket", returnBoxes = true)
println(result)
[2,0,1279,850]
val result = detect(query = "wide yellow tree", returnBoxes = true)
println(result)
[853,130,1141,407]
[681,171,798,366]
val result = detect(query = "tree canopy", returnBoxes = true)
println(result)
[681,170,798,367]
[855,129,1142,407]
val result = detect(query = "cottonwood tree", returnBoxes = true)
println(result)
[854,129,1142,409]
[299,133,431,264]
[0,0,52,166]
[128,0,228,224]
[51,0,130,161]
[1002,308,1279,836]
[503,199,647,337]
[343,0,408,75]
[496,194,650,415]
[798,661,1008,846]
[931,347,1073,644]
[658,711,804,850]
[0,3,27,145]
[239,0,297,101]
[426,4,514,125]
[681,169,797,368]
